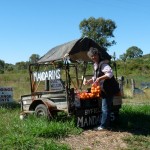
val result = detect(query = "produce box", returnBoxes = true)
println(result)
[74,84,101,128]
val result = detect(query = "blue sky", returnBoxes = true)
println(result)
[0,0,150,64]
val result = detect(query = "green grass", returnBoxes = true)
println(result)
[0,103,150,149]
[119,104,150,132]
[0,103,82,150]
[116,104,150,150]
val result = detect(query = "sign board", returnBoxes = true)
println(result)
[75,99,101,128]
[75,107,101,128]
[74,99,120,128]
[33,69,61,81]
[49,79,64,91]
[0,87,13,103]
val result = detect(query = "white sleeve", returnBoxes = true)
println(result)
[101,64,113,78]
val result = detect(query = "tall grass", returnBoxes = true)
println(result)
[0,104,82,150]
[0,73,30,101]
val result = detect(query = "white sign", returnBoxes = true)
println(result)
[33,69,61,81]
[0,87,13,103]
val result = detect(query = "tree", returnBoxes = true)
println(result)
[15,61,28,70]
[4,63,15,72]
[79,17,116,48]
[126,46,143,59]
[29,54,40,63]
[0,59,5,74]
[120,53,127,62]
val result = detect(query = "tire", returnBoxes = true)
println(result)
[35,104,49,118]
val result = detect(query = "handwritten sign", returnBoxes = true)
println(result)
[49,79,64,91]
[0,87,13,103]
[33,69,61,81]
[75,107,101,128]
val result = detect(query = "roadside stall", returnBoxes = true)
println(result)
[20,37,122,128]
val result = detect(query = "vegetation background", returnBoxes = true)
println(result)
[0,53,150,101]
[1,17,149,100]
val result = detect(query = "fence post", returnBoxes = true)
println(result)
[131,79,135,95]
[119,76,124,97]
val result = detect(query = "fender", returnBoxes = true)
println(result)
[29,98,57,111]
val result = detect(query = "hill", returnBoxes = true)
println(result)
[115,54,150,82]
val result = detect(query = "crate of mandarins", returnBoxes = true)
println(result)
[78,84,101,108]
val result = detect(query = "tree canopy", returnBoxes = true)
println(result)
[29,54,40,63]
[120,53,127,62]
[79,17,117,48]
[126,46,143,59]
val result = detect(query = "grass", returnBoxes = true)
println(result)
[0,102,150,149]
[119,104,150,132]
[122,87,150,104]
[124,135,150,150]
[119,104,150,150]
[119,89,150,149]
[0,103,83,150]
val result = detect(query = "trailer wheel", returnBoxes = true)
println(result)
[35,104,49,118]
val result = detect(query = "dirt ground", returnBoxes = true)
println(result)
[60,129,132,150]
